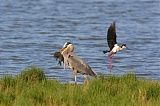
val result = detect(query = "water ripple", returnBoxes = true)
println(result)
[0,0,160,82]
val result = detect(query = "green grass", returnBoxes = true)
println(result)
[0,66,159,106]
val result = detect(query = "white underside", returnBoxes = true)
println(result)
[109,44,122,56]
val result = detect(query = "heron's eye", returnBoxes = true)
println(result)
[68,55,73,58]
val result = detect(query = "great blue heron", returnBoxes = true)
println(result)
[56,42,97,85]
[103,22,127,71]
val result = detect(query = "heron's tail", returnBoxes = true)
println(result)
[91,69,98,78]
[103,50,110,54]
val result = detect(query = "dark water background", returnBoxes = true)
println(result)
[0,0,160,83]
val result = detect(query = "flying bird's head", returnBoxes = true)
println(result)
[121,44,127,49]
[60,42,74,54]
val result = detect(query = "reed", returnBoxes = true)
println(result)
[0,66,159,106]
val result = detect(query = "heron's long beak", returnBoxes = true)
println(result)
[60,47,66,54]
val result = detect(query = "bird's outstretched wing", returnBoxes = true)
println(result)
[107,22,117,51]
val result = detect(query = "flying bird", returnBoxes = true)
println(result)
[55,42,97,85]
[103,22,127,71]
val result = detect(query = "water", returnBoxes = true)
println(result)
[0,0,160,83]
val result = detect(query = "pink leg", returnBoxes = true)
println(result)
[110,58,112,70]
[109,54,114,71]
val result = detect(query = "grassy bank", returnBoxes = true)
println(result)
[0,67,159,106]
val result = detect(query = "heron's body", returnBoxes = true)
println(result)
[103,22,127,71]
[56,42,97,85]
[67,52,97,76]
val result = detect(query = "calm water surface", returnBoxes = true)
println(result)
[0,0,160,83]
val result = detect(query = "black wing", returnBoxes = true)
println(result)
[107,22,117,51]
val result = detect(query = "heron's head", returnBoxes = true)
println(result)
[121,44,127,49]
[60,42,74,54]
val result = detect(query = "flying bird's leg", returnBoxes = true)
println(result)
[74,70,77,86]
[110,58,112,71]
[109,53,114,71]
[83,75,88,84]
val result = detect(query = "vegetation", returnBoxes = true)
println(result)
[0,66,159,106]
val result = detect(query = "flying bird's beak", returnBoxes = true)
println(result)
[126,47,130,50]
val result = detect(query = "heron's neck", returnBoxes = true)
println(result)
[61,50,69,67]
[61,50,68,57]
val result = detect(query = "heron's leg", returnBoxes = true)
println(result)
[74,70,77,85]
[83,75,88,84]
[109,53,114,71]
